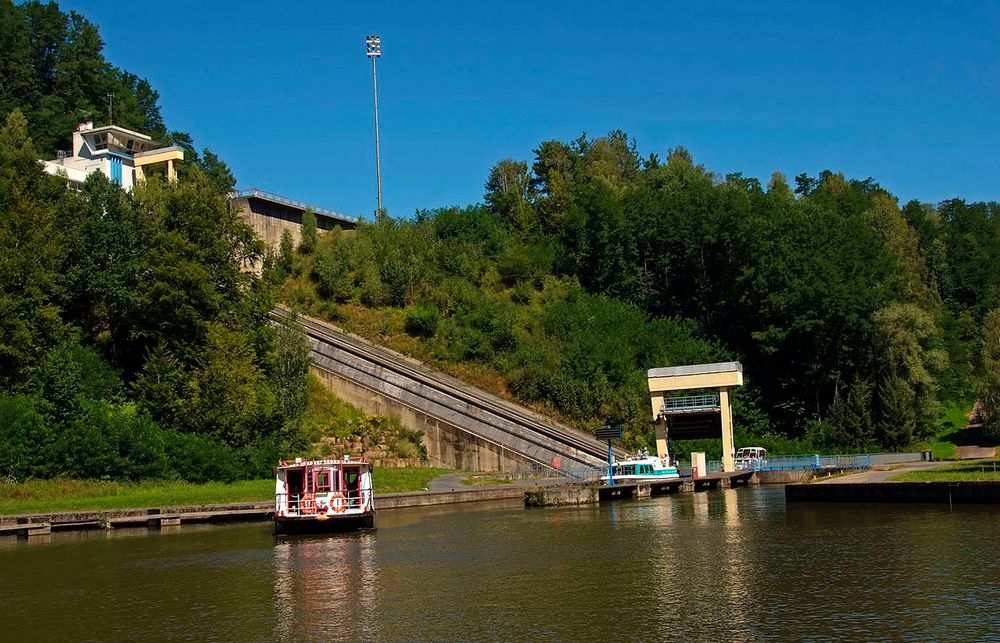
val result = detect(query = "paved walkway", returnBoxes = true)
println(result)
[956,445,996,459]
[817,460,944,484]
[954,401,996,459]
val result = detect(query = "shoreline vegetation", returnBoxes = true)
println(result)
[0,467,454,516]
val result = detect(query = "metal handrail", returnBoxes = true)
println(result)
[661,394,720,413]
[721,454,873,472]
[278,491,370,513]
[229,187,360,223]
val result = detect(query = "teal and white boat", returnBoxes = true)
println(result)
[601,452,680,484]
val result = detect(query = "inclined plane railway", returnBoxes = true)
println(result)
[271,309,620,473]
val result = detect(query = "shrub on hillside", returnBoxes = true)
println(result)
[405,302,440,338]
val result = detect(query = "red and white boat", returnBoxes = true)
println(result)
[274,456,375,534]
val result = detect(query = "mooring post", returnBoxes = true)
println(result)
[607,439,614,487]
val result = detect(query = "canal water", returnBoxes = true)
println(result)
[3,486,999,641]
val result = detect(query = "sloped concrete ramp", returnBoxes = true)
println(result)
[274,310,613,473]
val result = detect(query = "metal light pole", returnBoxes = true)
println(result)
[366,35,383,215]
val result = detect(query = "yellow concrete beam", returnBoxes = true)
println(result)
[134,148,184,167]
[647,371,743,393]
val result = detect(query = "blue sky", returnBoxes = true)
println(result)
[63,1,1000,218]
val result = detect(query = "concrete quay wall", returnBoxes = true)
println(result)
[786,481,1000,504]
[311,366,530,473]
[0,486,535,537]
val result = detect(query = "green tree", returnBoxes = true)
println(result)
[0,109,67,387]
[299,208,317,254]
[980,310,1000,439]
[62,173,148,372]
[267,318,311,423]
[485,159,534,231]
[279,228,294,274]
[828,378,876,450]
[187,322,275,447]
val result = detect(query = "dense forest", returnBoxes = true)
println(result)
[278,133,1000,456]
[3,1,1000,485]
[0,0,235,190]
[0,1,313,482]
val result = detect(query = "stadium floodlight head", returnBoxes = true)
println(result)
[366,35,381,58]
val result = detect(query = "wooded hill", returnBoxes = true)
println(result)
[3,0,1000,485]
[277,134,1000,455]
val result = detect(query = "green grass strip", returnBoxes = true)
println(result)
[892,459,1000,482]
[0,467,455,515]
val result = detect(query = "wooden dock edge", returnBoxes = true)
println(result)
[0,485,540,537]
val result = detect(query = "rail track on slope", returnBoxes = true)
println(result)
[271,308,622,473]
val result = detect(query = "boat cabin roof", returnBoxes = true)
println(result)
[276,456,370,471]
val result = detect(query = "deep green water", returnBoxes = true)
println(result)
[2,486,999,641]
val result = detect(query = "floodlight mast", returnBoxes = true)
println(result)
[366,35,383,215]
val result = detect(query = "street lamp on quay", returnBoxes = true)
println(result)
[366,35,383,216]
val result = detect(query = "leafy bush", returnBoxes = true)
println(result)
[405,302,440,338]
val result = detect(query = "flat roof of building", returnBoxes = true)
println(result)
[647,362,743,379]
[82,124,153,141]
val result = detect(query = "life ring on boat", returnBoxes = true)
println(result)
[301,493,317,514]
[331,492,346,513]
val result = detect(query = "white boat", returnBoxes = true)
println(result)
[600,452,680,484]
[735,446,768,471]
[274,456,375,534]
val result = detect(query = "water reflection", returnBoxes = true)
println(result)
[5,488,1000,640]
[272,533,380,639]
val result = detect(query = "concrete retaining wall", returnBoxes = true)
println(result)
[311,366,529,472]
[754,469,816,484]
[524,484,599,507]
[786,481,1000,504]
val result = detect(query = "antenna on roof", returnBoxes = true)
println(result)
[107,92,115,124]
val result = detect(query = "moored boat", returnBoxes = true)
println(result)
[600,451,680,484]
[274,456,375,534]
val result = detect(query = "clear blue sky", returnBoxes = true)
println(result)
[63,1,1000,218]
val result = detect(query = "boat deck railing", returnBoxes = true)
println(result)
[278,491,369,514]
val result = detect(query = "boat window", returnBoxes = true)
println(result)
[286,469,304,496]
[344,467,361,497]
[316,470,331,492]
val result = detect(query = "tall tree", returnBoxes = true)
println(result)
[0,109,67,387]
[299,208,317,254]
[980,310,1000,440]
[484,159,534,231]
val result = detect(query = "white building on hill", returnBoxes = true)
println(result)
[42,121,184,190]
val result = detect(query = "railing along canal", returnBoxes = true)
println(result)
[706,454,873,473]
